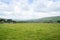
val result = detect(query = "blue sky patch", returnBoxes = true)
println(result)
[0,0,12,5]
[28,0,33,4]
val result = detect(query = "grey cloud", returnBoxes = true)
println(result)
[49,0,60,2]
[33,0,60,12]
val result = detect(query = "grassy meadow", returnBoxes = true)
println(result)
[0,23,60,40]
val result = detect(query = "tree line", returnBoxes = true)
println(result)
[0,19,16,23]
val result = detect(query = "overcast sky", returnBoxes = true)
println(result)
[0,0,60,20]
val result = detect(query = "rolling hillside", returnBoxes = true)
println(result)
[19,16,60,23]
[0,16,60,23]
[33,16,60,23]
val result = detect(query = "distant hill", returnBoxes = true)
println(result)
[0,16,60,23]
[33,16,60,23]
[21,16,60,23]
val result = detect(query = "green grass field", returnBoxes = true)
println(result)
[0,23,60,40]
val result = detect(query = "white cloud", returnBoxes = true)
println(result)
[0,0,60,20]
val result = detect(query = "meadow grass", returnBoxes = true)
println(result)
[0,23,60,40]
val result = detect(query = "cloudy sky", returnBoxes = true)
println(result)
[0,0,60,20]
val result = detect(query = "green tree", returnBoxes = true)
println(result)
[7,19,12,23]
